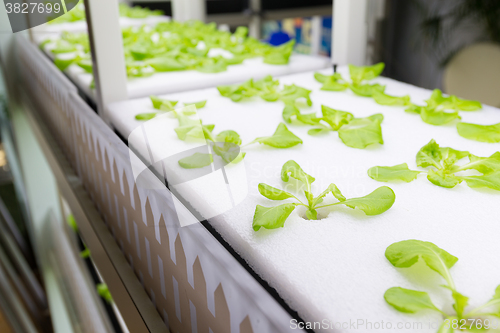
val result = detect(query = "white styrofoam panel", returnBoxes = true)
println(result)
[107,68,500,332]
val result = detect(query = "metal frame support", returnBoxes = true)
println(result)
[171,0,206,22]
[248,0,261,39]
[310,16,322,56]
[332,0,368,66]
[171,0,185,21]
[83,0,128,123]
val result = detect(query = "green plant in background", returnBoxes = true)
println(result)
[413,0,500,66]
[217,75,311,104]
[252,160,395,231]
[385,239,500,333]
[372,91,411,106]
[368,139,500,190]
[406,89,482,126]
[314,63,391,98]
[135,95,206,120]
[243,123,303,149]
[261,39,295,65]
[48,1,86,24]
[118,3,164,18]
[288,105,385,149]
[42,22,295,83]
[97,283,113,304]
[175,110,246,168]
[46,31,92,72]
[314,63,482,126]
[457,122,500,143]
[173,111,215,141]
[177,129,245,169]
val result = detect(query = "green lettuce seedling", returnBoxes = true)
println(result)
[337,114,384,149]
[217,76,276,101]
[280,84,312,106]
[174,112,214,141]
[48,2,86,24]
[176,121,302,169]
[252,160,395,231]
[61,31,90,52]
[178,153,214,169]
[135,99,301,169]
[315,62,410,102]
[245,123,303,148]
[372,91,411,106]
[54,55,82,71]
[118,3,164,18]
[263,40,295,65]
[217,75,312,106]
[424,89,482,111]
[51,40,77,54]
[135,96,205,120]
[173,113,302,149]
[177,128,245,169]
[290,105,384,149]
[349,63,385,84]
[77,59,93,73]
[189,100,207,109]
[314,72,349,91]
[315,65,482,127]
[151,95,178,110]
[384,239,500,333]
[349,83,387,98]
[405,89,482,126]
[457,122,500,143]
[314,63,389,97]
[45,20,295,80]
[368,139,500,190]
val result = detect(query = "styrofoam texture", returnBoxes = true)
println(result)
[107,68,500,332]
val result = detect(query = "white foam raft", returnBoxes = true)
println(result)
[107,68,500,333]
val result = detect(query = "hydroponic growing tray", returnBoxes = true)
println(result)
[15,34,299,333]
[107,68,500,333]
[33,34,330,100]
